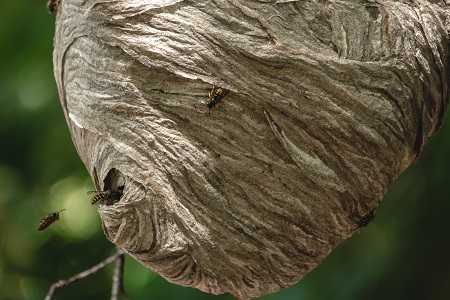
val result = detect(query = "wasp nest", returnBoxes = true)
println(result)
[52,0,449,298]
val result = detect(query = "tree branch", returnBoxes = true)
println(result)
[111,246,127,300]
[45,247,125,300]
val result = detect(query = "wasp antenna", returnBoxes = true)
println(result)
[58,209,67,213]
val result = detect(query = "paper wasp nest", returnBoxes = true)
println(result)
[52,0,450,298]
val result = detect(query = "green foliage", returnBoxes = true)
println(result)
[1,1,449,299]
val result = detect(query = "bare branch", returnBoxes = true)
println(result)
[111,247,127,300]
[45,248,125,300]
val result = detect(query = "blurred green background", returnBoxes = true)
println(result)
[1,1,450,300]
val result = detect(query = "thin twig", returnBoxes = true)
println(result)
[45,247,125,300]
[111,246,127,300]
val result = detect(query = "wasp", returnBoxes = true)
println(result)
[88,185,125,206]
[38,209,66,231]
[206,85,229,116]
[47,0,59,15]
[352,208,376,230]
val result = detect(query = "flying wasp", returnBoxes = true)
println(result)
[88,185,125,206]
[47,0,60,15]
[352,208,376,230]
[38,209,66,231]
[207,84,229,116]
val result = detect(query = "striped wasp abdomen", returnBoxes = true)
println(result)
[88,185,125,205]
[37,209,66,231]
[207,85,229,116]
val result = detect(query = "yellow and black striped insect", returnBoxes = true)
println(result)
[38,209,66,231]
[47,0,59,16]
[353,208,376,230]
[207,85,229,116]
[88,185,125,206]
